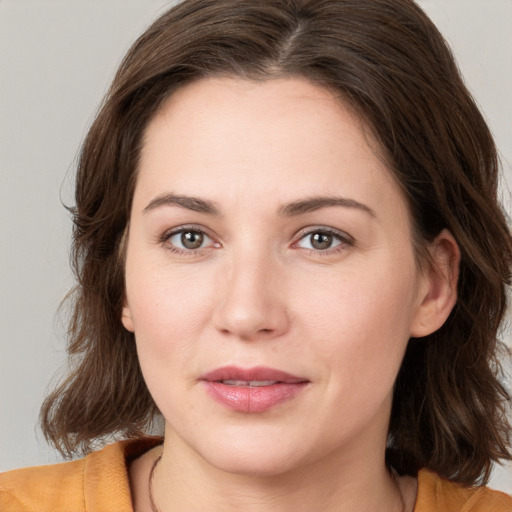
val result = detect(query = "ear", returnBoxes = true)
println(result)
[410,229,460,338]
[121,304,135,333]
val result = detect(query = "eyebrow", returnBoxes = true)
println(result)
[143,193,375,218]
[279,196,376,217]
[143,194,220,215]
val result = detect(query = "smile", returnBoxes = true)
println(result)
[201,366,309,413]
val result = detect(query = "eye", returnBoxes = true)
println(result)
[295,228,352,252]
[164,228,217,252]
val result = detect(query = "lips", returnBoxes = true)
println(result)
[200,366,309,413]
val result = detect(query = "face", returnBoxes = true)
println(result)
[123,77,434,476]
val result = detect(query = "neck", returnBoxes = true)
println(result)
[149,430,404,512]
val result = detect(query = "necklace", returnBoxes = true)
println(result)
[148,454,162,512]
[390,467,406,512]
[148,455,405,512]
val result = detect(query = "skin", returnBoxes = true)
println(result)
[123,77,459,511]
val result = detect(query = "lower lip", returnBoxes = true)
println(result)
[203,381,308,413]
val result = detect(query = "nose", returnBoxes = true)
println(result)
[212,252,290,341]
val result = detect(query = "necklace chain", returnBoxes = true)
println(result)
[390,467,407,512]
[148,454,162,512]
[148,454,405,512]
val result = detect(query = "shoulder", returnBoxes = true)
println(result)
[0,437,162,512]
[415,469,512,512]
[0,456,87,512]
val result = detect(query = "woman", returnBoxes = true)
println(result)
[1,0,511,510]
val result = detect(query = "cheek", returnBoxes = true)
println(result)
[126,245,212,330]
[125,274,206,415]
[293,256,418,382]
[124,254,219,382]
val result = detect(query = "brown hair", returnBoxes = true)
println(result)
[41,0,512,485]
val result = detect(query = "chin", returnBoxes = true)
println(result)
[207,447,304,478]
[191,428,312,478]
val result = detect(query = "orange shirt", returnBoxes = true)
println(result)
[1,437,511,511]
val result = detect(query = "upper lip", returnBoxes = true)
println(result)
[200,366,308,384]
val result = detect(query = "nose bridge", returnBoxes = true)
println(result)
[213,244,288,340]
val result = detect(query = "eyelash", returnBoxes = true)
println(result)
[159,225,354,256]
[160,225,219,256]
[292,226,354,256]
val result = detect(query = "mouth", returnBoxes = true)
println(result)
[200,366,309,413]
[219,380,281,387]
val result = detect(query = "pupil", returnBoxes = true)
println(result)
[181,231,203,249]
[311,232,332,250]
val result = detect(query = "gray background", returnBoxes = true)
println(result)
[1,0,511,493]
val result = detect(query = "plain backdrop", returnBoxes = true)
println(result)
[1,0,511,493]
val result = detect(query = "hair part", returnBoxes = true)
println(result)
[40,0,512,485]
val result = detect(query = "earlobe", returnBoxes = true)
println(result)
[121,305,135,333]
[410,229,460,338]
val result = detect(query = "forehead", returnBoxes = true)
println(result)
[136,76,406,222]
